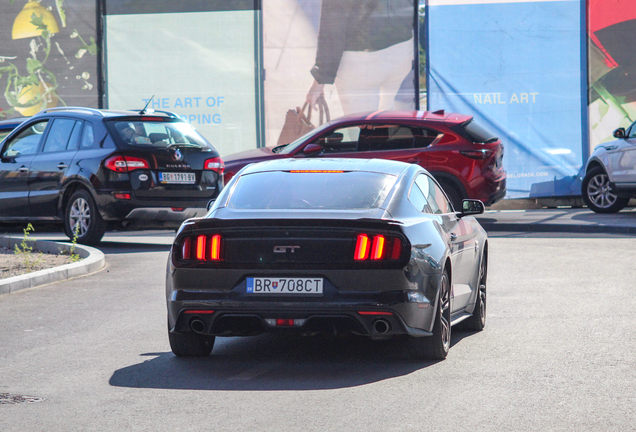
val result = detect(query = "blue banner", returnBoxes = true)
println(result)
[428,0,586,198]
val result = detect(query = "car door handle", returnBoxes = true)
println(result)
[18,166,29,172]
[450,232,457,241]
[57,163,68,169]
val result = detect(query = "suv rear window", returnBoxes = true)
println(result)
[455,119,498,144]
[109,120,213,149]
[228,171,396,210]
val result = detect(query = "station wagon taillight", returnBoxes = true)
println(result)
[354,234,402,261]
[180,234,223,261]
[105,155,150,172]
[204,157,225,175]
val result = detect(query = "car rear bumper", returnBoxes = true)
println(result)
[167,278,436,338]
[478,175,506,206]
[124,207,206,222]
[94,190,209,225]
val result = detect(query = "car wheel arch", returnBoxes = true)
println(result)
[429,172,467,199]
[585,159,605,175]
[59,180,97,219]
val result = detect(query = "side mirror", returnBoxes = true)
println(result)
[460,199,485,216]
[1,149,19,162]
[613,128,626,139]
[302,143,322,156]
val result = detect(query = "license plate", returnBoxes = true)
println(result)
[246,277,323,295]
[159,172,196,184]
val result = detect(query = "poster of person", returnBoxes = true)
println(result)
[0,0,99,119]
[587,0,636,153]
[262,0,417,147]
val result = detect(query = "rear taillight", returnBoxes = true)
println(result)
[204,157,225,175]
[459,149,493,160]
[354,234,403,261]
[105,155,150,172]
[354,234,370,261]
[179,234,223,262]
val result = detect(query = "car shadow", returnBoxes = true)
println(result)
[109,331,475,391]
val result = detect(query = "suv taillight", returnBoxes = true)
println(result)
[459,149,493,160]
[180,234,223,261]
[354,234,402,261]
[105,156,149,172]
[204,157,224,175]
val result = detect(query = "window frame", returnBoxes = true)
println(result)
[1,119,51,158]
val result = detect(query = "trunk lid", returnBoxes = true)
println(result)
[106,117,223,201]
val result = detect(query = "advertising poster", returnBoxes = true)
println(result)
[587,0,636,153]
[427,0,586,199]
[105,1,260,156]
[0,0,99,119]
[262,0,417,147]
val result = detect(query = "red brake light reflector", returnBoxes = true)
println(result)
[355,234,370,261]
[114,193,131,200]
[371,235,385,260]
[210,234,222,261]
[179,234,224,262]
[390,238,402,260]
[459,149,493,159]
[105,156,149,173]
[357,311,394,316]
[196,235,206,261]
[355,234,403,261]
[276,319,295,326]
[204,157,225,175]
[181,237,192,260]
[183,310,215,314]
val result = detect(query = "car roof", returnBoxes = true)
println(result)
[0,117,29,130]
[334,110,473,125]
[30,107,182,120]
[240,158,412,177]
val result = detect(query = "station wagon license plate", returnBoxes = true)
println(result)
[246,277,323,295]
[159,172,196,184]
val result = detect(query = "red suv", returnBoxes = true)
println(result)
[223,110,506,209]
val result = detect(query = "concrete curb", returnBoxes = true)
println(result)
[476,220,636,235]
[0,236,105,296]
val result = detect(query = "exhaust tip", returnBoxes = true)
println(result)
[190,318,206,334]
[373,319,391,334]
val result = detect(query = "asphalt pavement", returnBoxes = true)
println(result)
[1,227,635,431]
[476,205,636,235]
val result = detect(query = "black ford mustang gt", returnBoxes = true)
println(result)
[166,158,488,360]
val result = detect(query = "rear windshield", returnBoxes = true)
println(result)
[109,120,213,149]
[228,171,396,210]
[456,119,498,143]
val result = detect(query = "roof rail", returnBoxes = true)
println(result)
[39,106,105,117]
[128,109,181,119]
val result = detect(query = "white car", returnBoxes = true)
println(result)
[582,125,636,213]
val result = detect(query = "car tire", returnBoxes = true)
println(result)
[168,321,215,357]
[408,271,451,360]
[64,189,106,245]
[463,252,487,331]
[438,181,463,212]
[582,166,629,213]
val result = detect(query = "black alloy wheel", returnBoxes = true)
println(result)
[582,166,629,213]
[64,189,106,245]
[168,317,215,357]
[408,271,451,360]
[464,252,487,331]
